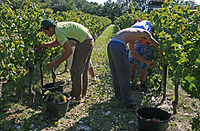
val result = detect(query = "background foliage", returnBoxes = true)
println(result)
[114,2,200,99]
[0,0,111,82]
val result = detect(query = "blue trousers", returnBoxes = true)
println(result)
[107,39,134,105]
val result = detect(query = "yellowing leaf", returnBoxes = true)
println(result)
[182,26,186,30]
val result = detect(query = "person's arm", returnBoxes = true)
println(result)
[152,44,163,57]
[129,42,155,69]
[37,40,60,52]
[41,40,60,48]
[143,31,162,57]
[143,31,159,47]
[47,40,72,68]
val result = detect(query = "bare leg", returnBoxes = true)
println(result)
[130,63,137,80]
[88,67,95,78]
[140,69,147,85]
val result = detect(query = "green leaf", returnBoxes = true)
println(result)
[185,75,195,83]
[172,5,178,11]
[171,42,179,47]
[197,7,200,12]
[189,83,196,91]
[55,121,58,126]
[196,56,200,63]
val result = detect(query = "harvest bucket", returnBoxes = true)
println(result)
[136,107,171,131]
[44,93,70,116]
[41,81,65,93]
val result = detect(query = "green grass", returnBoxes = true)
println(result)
[0,25,199,131]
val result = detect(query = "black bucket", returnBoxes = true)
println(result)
[45,93,70,116]
[136,107,171,131]
[41,81,65,93]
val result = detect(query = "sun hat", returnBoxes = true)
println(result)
[39,19,55,31]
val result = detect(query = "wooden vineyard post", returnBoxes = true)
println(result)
[64,60,68,73]
[40,62,43,87]
[0,82,2,98]
[172,83,179,114]
[50,56,56,84]
[27,60,35,106]
[52,68,56,84]
[162,64,167,102]
[0,81,8,98]
[0,60,9,98]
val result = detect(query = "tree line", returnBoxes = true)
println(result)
[1,0,198,23]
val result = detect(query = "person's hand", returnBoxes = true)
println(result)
[46,61,57,68]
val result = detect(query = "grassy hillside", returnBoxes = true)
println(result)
[0,25,199,131]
